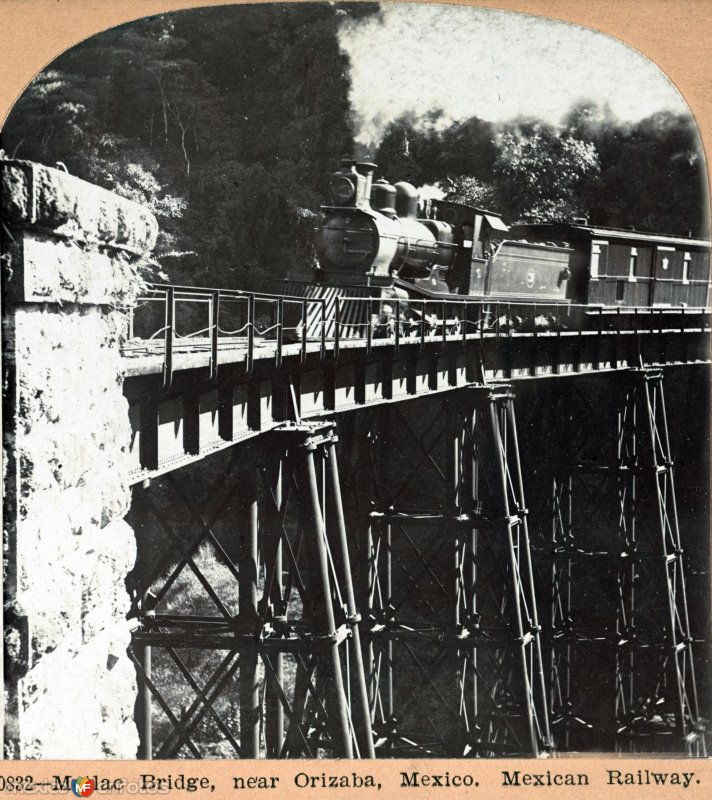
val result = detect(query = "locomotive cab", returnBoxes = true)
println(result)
[423,200,513,296]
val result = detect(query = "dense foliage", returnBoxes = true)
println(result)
[2,4,374,285]
[375,104,707,234]
[2,4,708,292]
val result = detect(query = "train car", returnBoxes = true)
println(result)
[508,220,710,308]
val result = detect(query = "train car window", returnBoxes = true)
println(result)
[628,247,638,282]
[591,240,608,279]
[683,251,691,284]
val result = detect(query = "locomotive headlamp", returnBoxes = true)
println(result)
[330,175,356,205]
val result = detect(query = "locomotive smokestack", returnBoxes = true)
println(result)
[355,161,376,201]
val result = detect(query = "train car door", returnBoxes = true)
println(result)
[650,245,675,305]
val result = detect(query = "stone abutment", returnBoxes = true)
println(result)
[1,159,157,757]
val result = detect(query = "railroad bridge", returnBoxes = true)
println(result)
[2,161,710,759]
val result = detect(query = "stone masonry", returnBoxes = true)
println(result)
[2,159,157,757]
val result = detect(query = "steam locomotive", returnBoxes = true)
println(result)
[275,159,710,336]
[315,159,573,304]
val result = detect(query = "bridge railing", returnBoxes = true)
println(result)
[125,282,711,389]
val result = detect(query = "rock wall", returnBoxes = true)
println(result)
[2,159,157,757]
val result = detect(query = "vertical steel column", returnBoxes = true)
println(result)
[615,383,638,746]
[385,521,394,726]
[640,370,705,756]
[299,440,354,758]
[325,438,376,757]
[264,458,284,758]
[549,471,573,749]
[366,517,394,730]
[239,457,260,758]
[506,398,553,752]
[365,406,394,734]
[447,397,480,755]
[366,513,378,716]
[131,484,154,760]
[446,399,463,629]
[487,392,538,755]
[140,640,153,760]
[467,408,480,735]
[384,405,394,731]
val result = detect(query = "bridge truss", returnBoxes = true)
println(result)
[128,424,375,759]
[126,375,706,759]
[521,370,706,755]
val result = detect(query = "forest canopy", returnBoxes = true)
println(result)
[1,3,707,288]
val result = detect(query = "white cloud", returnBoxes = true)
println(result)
[339,4,690,145]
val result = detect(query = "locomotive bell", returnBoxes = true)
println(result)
[371,178,397,216]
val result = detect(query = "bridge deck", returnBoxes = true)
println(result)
[120,283,710,479]
[122,322,710,483]
[122,325,711,377]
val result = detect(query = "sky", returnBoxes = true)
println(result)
[338,4,691,146]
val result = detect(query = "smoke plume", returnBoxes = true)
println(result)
[337,4,689,149]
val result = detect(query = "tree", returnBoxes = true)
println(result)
[375,111,497,189]
[375,119,429,185]
[2,4,379,285]
[493,121,600,222]
[562,102,707,235]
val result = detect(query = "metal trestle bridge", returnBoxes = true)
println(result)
[122,282,709,758]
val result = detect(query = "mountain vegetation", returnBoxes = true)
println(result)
[2,3,372,285]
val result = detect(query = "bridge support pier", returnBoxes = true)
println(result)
[128,422,374,758]
[526,370,705,754]
[615,369,704,754]
[1,159,158,757]
[346,388,551,756]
